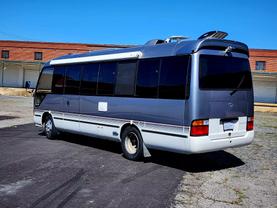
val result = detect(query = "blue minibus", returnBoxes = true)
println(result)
[33,31,254,160]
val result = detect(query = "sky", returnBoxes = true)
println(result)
[0,0,276,49]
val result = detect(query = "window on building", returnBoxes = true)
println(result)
[80,63,99,95]
[52,66,65,94]
[159,56,190,99]
[64,65,81,95]
[34,52,43,60]
[136,59,160,98]
[115,61,137,96]
[1,50,9,59]
[97,62,117,96]
[255,61,266,70]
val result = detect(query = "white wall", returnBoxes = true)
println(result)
[0,62,42,88]
[0,68,3,87]
[3,66,23,87]
[24,69,40,88]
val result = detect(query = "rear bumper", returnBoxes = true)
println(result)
[184,130,254,154]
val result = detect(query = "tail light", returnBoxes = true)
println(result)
[247,116,254,131]
[190,119,209,136]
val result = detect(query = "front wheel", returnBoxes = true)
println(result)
[121,126,143,161]
[44,115,58,139]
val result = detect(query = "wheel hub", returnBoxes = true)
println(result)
[45,119,52,134]
[125,132,139,154]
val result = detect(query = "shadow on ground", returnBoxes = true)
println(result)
[0,115,19,120]
[42,132,245,173]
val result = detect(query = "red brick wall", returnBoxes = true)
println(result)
[249,49,277,72]
[0,40,128,62]
[1,41,277,73]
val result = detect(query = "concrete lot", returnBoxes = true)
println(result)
[0,96,33,128]
[172,111,277,208]
[0,96,276,208]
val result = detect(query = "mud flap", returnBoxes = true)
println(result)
[143,142,151,158]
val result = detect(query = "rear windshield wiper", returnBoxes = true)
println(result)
[230,74,245,96]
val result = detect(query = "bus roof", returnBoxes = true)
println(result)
[45,36,249,67]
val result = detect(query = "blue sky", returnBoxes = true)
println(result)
[0,0,276,49]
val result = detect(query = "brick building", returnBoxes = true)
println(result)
[0,40,128,88]
[0,40,276,103]
[249,49,277,103]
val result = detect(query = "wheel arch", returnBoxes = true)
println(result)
[120,122,141,141]
[41,111,52,125]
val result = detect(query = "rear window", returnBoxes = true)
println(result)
[199,55,252,90]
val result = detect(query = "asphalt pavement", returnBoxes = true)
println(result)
[0,96,276,208]
[0,124,184,208]
[0,124,247,208]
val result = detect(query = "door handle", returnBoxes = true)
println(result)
[66,100,70,106]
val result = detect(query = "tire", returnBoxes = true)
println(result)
[121,126,143,161]
[44,115,58,139]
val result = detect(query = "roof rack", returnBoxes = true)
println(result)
[144,31,228,46]
[198,31,228,40]
[164,36,189,43]
[145,36,188,45]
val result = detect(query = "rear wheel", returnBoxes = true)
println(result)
[44,115,58,139]
[121,126,143,161]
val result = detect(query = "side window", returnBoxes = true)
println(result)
[136,59,160,98]
[115,61,137,96]
[36,67,54,93]
[64,65,81,95]
[97,62,117,96]
[52,66,65,94]
[159,56,189,99]
[80,63,99,95]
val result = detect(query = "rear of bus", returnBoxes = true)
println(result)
[186,41,254,153]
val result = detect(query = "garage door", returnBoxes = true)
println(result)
[24,69,40,88]
[3,68,23,87]
[253,80,277,103]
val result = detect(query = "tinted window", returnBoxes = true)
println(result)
[159,56,190,99]
[115,61,137,96]
[136,59,160,98]
[52,66,65,94]
[97,62,117,96]
[36,67,54,93]
[80,63,99,95]
[64,65,81,94]
[199,55,252,89]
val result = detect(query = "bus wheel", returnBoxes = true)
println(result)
[44,115,58,139]
[121,126,143,161]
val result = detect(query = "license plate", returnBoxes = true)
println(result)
[223,121,235,131]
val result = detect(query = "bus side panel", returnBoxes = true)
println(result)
[63,94,80,132]
[79,96,189,149]
[79,96,186,126]
[36,94,66,129]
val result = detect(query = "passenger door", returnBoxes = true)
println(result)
[50,66,66,129]
[63,65,82,132]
